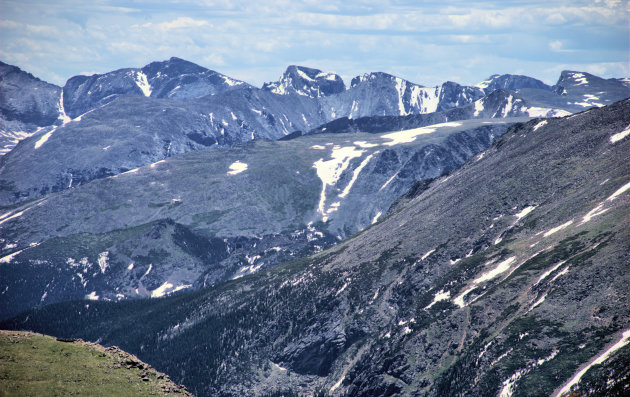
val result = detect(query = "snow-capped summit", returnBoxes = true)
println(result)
[552,70,630,109]
[61,58,249,118]
[140,57,248,99]
[262,65,345,98]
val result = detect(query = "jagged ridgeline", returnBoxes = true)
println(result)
[1,59,627,205]
[3,99,629,396]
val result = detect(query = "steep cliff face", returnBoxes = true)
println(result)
[0,61,62,155]
[4,100,629,397]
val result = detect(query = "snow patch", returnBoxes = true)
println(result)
[335,280,349,296]
[533,120,547,131]
[379,172,398,191]
[353,141,378,148]
[514,206,536,221]
[118,168,139,176]
[86,291,99,301]
[329,373,345,393]
[475,77,494,90]
[527,292,548,312]
[34,126,58,149]
[134,71,152,97]
[380,122,462,146]
[543,220,574,237]
[453,286,477,308]
[501,349,558,397]
[57,90,71,125]
[371,211,382,224]
[425,290,451,309]
[296,68,315,82]
[227,161,248,175]
[473,99,485,117]
[421,249,435,261]
[570,72,589,86]
[0,249,24,263]
[151,281,173,298]
[550,266,569,282]
[172,284,192,293]
[97,251,109,274]
[313,146,365,221]
[272,362,287,371]
[555,329,630,397]
[143,264,152,277]
[606,180,630,201]
[581,203,608,224]
[0,209,27,226]
[535,261,566,285]
[395,77,407,116]
[339,154,374,198]
[221,75,242,87]
[474,257,516,284]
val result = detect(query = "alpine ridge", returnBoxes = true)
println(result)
[2,58,627,207]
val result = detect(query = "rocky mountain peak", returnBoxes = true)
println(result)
[141,57,209,79]
[475,73,551,93]
[262,65,345,98]
[349,71,417,88]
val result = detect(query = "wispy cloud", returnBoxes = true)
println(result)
[0,0,627,87]
[141,17,210,31]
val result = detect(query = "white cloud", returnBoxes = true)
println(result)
[0,0,627,89]
[545,13,566,24]
[549,40,563,51]
[142,17,210,32]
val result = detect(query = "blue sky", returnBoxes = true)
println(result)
[1,0,628,88]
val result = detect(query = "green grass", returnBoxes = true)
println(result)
[0,331,190,397]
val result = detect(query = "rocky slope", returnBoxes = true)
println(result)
[0,330,192,396]
[3,99,629,397]
[0,118,516,319]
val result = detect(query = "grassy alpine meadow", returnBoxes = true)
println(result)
[0,330,191,396]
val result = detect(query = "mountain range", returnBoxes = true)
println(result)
[1,57,629,396]
[2,98,629,397]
